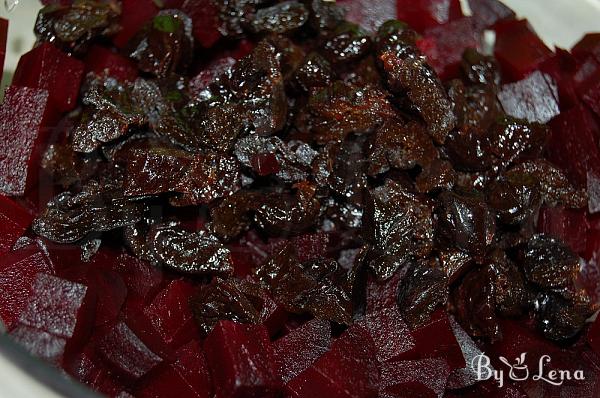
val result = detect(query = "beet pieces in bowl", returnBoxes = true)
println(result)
[1,0,600,397]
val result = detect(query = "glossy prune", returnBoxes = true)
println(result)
[250,1,308,33]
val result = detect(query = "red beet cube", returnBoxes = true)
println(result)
[97,321,163,381]
[446,317,486,390]
[85,45,138,83]
[494,19,553,82]
[143,279,198,349]
[112,253,164,300]
[572,33,600,63]
[0,86,52,196]
[356,308,415,363]
[12,43,84,113]
[546,105,600,189]
[0,248,55,330]
[338,0,399,32]
[0,18,7,83]
[274,319,331,383]
[380,358,451,398]
[467,0,515,29]
[9,324,67,366]
[182,0,222,48]
[113,0,160,48]
[580,73,600,119]
[539,49,580,110]
[366,270,403,314]
[251,153,281,176]
[538,207,589,255]
[287,326,379,398]
[204,321,282,398]
[589,317,600,357]
[418,17,482,80]
[497,71,560,124]
[91,270,127,327]
[291,232,330,262]
[68,345,128,397]
[137,340,213,398]
[0,195,34,256]
[395,0,463,33]
[395,309,465,371]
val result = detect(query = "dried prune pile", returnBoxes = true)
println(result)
[2,0,600,397]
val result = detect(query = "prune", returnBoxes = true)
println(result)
[305,0,345,32]
[438,249,473,284]
[520,234,580,292]
[397,261,448,329]
[128,11,194,78]
[294,53,333,92]
[209,191,262,241]
[443,127,495,172]
[250,1,309,33]
[448,81,503,131]
[363,180,434,280]
[534,291,593,341]
[72,79,145,153]
[147,222,233,276]
[123,147,241,206]
[33,181,146,244]
[255,182,321,236]
[437,190,495,260]
[34,1,120,54]
[307,81,396,144]
[255,243,353,324]
[486,175,542,225]
[489,117,548,167]
[42,142,100,188]
[321,23,372,65]
[487,249,530,318]
[380,48,457,144]
[451,266,500,341]
[461,48,501,87]
[416,159,456,193]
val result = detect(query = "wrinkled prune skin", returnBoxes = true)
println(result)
[487,249,530,318]
[235,135,317,183]
[255,243,352,324]
[520,234,579,292]
[377,25,456,144]
[437,190,496,260]
[255,182,320,236]
[490,117,548,168]
[306,0,345,32]
[129,11,194,78]
[366,119,438,175]
[123,147,241,206]
[312,137,368,202]
[444,127,495,172]
[32,181,146,244]
[294,53,333,92]
[34,1,120,54]
[217,0,269,37]
[438,249,473,285]
[42,142,101,188]
[73,78,146,153]
[416,159,456,194]
[448,81,503,132]
[363,180,434,280]
[534,291,593,341]
[190,278,262,336]
[307,81,396,144]
[397,261,449,329]
[461,48,502,87]
[321,23,372,65]
[147,223,233,276]
[486,177,541,226]
[250,1,309,33]
[209,191,262,241]
[451,267,500,341]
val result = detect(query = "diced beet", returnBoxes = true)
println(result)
[113,0,160,48]
[181,0,222,48]
[356,308,415,363]
[143,279,198,349]
[446,317,485,390]
[546,103,600,187]
[0,18,8,83]
[337,0,399,32]
[286,326,379,398]
[91,270,127,327]
[366,270,403,314]
[394,0,463,33]
[97,321,163,382]
[251,153,281,176]
[12,43,84,113]
[537,207,589,255]
[85,45,138,83]
[380,358,451,398]
[582,230,600,302]
[589,317,600,358]
[572,33,600,63]
[68,345,128,397]
[228,231,276,277]
[0,249,55,330]
[497,71,560,124]
[273,318,331,383]
[0,86,52,196]
[204,321,282,398]
[580,73,600,119]
[418,17,482,80]
[0,195,34,255]
[291,232,330,263]
[112,253,164,300]
[395,309,465,372]
[539,49,580,111]
[467,0,515,29]
[137,340,212,398]
[494,19,553,82]
[9,324,67,366]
